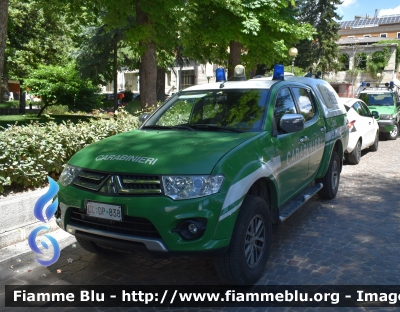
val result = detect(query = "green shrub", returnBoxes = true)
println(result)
[0,100,20,109]
[0,109,140,193]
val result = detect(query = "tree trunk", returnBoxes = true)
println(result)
[37,102,48,117]
[0,0,8,103]
[228,41,242,80]
[19,91,26,114]
[156,66,165,102]
[137,1,157,110]
[113,40,118,112]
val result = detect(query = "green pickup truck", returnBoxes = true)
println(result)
[56,65,349,285]
[357,82,400,140]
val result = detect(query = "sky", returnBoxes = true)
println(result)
[336,1,400,22]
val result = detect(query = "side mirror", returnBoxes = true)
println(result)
[279,114,305,134]
[139,113,150,123]
[371,111,379,119]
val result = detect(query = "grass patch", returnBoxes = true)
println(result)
[0,114,94,129]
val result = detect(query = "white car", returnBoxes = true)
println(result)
[340,97,379,164]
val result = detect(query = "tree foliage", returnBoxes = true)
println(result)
[24,63,101,116]
[0,0,9,102]
[6,0,82,81]
[295,0,342,75]
[180,0,314,78]
[366,47,391,79]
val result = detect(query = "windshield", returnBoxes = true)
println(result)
[143,89,269,132]
[358,93,394,107]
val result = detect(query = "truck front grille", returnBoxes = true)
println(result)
[69,208,161,238]
[72,169,163,195]
[73,170,108,191]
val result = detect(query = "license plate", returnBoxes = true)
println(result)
[86,201,122,221]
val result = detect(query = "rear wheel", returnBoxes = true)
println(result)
[387,123,398,140]
[214,195,272,285]
[317,151,340,199]
[348,139,361,164]
[369,132,379,151]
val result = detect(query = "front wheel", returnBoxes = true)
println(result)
[316,150,340,200]
[214,195,272,285]
[387,123,398,140]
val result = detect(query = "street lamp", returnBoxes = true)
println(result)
[376,72,381,87]
[289,47,298,74]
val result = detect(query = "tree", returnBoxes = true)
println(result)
[24,63,101,116]
[6,0,81,81]
[0,0,9,102]
[367,48,391,79]
[180,0,314,78]
[74,21,140,111]
[38,0,185,109]
[295,0,342,76]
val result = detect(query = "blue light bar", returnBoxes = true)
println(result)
[272,64,284,81]
[390,81,394,88]
[216,68,226,82]
[361,81,366,86]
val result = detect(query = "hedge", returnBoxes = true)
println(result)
[0,110,140,194]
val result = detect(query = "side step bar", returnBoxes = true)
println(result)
[279,183,323,222]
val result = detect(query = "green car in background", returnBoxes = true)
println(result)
[56,65,348,285]
[357,82,400,140]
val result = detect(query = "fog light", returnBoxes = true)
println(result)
[172,218,207,240]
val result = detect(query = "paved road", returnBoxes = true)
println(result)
[1,135,400,311]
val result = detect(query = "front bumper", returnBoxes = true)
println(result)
[57,184,235,254]
[378,119,396,133]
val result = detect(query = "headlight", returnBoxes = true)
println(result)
[162,175,224,200]
[58,165,82,186]
[380,114,393,120]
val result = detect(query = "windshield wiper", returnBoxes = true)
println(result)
[142,125,173,130]
[171,125,195,131]
[142,125,195,131]
[190,124,243,133]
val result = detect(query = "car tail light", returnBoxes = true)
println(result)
[348,120,356,131]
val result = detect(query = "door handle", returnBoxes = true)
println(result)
[299,136,308,143]
[320,127,326,132]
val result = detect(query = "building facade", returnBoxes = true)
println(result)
[338,11,400,40]
[101,62,221,96]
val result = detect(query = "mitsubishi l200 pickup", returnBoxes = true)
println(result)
[56,65,349,284]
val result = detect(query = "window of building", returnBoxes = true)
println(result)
[397,32,400,39]
[380,33,387,38]
[166,71,172,86]
[125,73,139,92]
[180,70,195,90]
[363,34,371,38]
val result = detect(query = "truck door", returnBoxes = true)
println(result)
[291,87,325,178]
[271,87,310,204]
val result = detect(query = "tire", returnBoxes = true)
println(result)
[214,195,272,285]
[369,132,379,152]
[76,236,110,254]
[387,123,398,140]
[347,139,361,164]
[317,150,340,200]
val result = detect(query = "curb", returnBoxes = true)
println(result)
[0,188,59,249]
